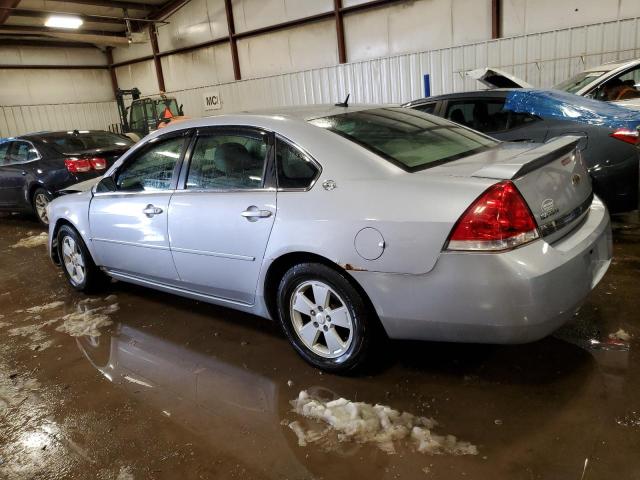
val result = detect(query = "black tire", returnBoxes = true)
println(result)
[31,187,52,226]
[276,262,378,373]
[57,224,105,293]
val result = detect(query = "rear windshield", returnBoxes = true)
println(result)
[309,107,497,171]
[39,131,133,154]
[554,71,607,93]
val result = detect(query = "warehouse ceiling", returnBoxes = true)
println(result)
[0,0,189,47]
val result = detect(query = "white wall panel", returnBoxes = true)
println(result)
[163,16,640,122]
[503,0,640,37]
[0,101,120,138]
[231,0,332,33]
[114,60,159,94]
[161,43,234,91]
[157,0,228,53]
[0,46,106,66]
[237,19,337,79]
[344,0,491,63]
[0,69,113,106]
[112,35,153,63]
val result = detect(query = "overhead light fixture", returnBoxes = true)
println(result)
[45,15,83,29]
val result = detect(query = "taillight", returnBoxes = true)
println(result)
[64,158,91,173]
[446,180,539,252]
[610,128,639,145]
[64,157,107,173]
[89,157,107,170]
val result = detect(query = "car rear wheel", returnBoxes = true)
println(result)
[57,225,104,293]
[32,188,51,225]
[277,262,377,373]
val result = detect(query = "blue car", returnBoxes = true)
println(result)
[404,89,640,213]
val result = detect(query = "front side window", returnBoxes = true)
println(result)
[310,107,497,172]
[276,139,319,189]
[594,65,640,101]
[115,136,185,192]
[186,129,269,190]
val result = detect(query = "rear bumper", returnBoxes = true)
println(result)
[352,197,612,343]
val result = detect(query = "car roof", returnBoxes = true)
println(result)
[404,89,512,106]
[240,103,392,121]
[583,58,640,73]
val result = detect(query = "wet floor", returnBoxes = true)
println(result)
[0,212,638,480]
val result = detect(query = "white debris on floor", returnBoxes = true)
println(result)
[5,296,119,351]
[11,232,48,249]
[609,329,631,342]
[286,390,478,456]
[25,301,65,314]
[115,466,135,480]
[55,298,119,337]
[0,372,40,411]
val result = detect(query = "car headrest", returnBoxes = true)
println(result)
[213,142,252,174]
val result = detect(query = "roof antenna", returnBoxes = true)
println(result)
[335,94,350,107]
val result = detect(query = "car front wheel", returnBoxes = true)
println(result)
[277,262,377,373]
[57,225,104,293]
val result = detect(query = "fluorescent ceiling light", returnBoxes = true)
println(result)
[45,15,83,29]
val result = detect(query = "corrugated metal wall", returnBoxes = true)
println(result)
[0,102,120,138]
[4,15,640,138]
[167,16,640,119]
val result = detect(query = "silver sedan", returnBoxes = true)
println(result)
[47,105,612,372]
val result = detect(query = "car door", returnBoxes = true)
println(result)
[89,131,190,283]
[168,126,276,305]
[0,141,39,207]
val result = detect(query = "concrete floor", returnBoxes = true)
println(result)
[0,212,638,480]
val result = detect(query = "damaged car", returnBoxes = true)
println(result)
[405,89,640,213]
[47,106,611,372]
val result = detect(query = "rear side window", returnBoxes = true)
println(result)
[276,139,319,189]
[310,107,497,172]
[413,103,437,115]
[9,141,38,163]
[445,99,509,133]
[186,129,269,190]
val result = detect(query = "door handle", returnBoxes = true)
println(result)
[21,171,27,176]
[143,204,163,218]
[241,205,272,222]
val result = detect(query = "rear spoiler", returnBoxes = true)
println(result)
[472,136,581,180]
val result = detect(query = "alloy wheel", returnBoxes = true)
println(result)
[62,236,86,286]
[289,280,354,359]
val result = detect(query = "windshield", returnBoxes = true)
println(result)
[309,108,497,172]
[41,132,133,154]
[554,71,607,93]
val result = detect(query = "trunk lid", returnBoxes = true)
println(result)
[465,67,533,89]
[431,136,592,240]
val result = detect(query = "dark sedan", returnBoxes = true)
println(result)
[0,130,134,225]
[404,89,640,213]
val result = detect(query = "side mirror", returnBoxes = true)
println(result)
[96,176,117,193]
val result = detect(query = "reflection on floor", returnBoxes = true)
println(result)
[0,211,639,479]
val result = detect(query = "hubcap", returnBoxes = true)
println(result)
[61,236,86,286]
[34,193,49,224]
[290,280,354,359]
